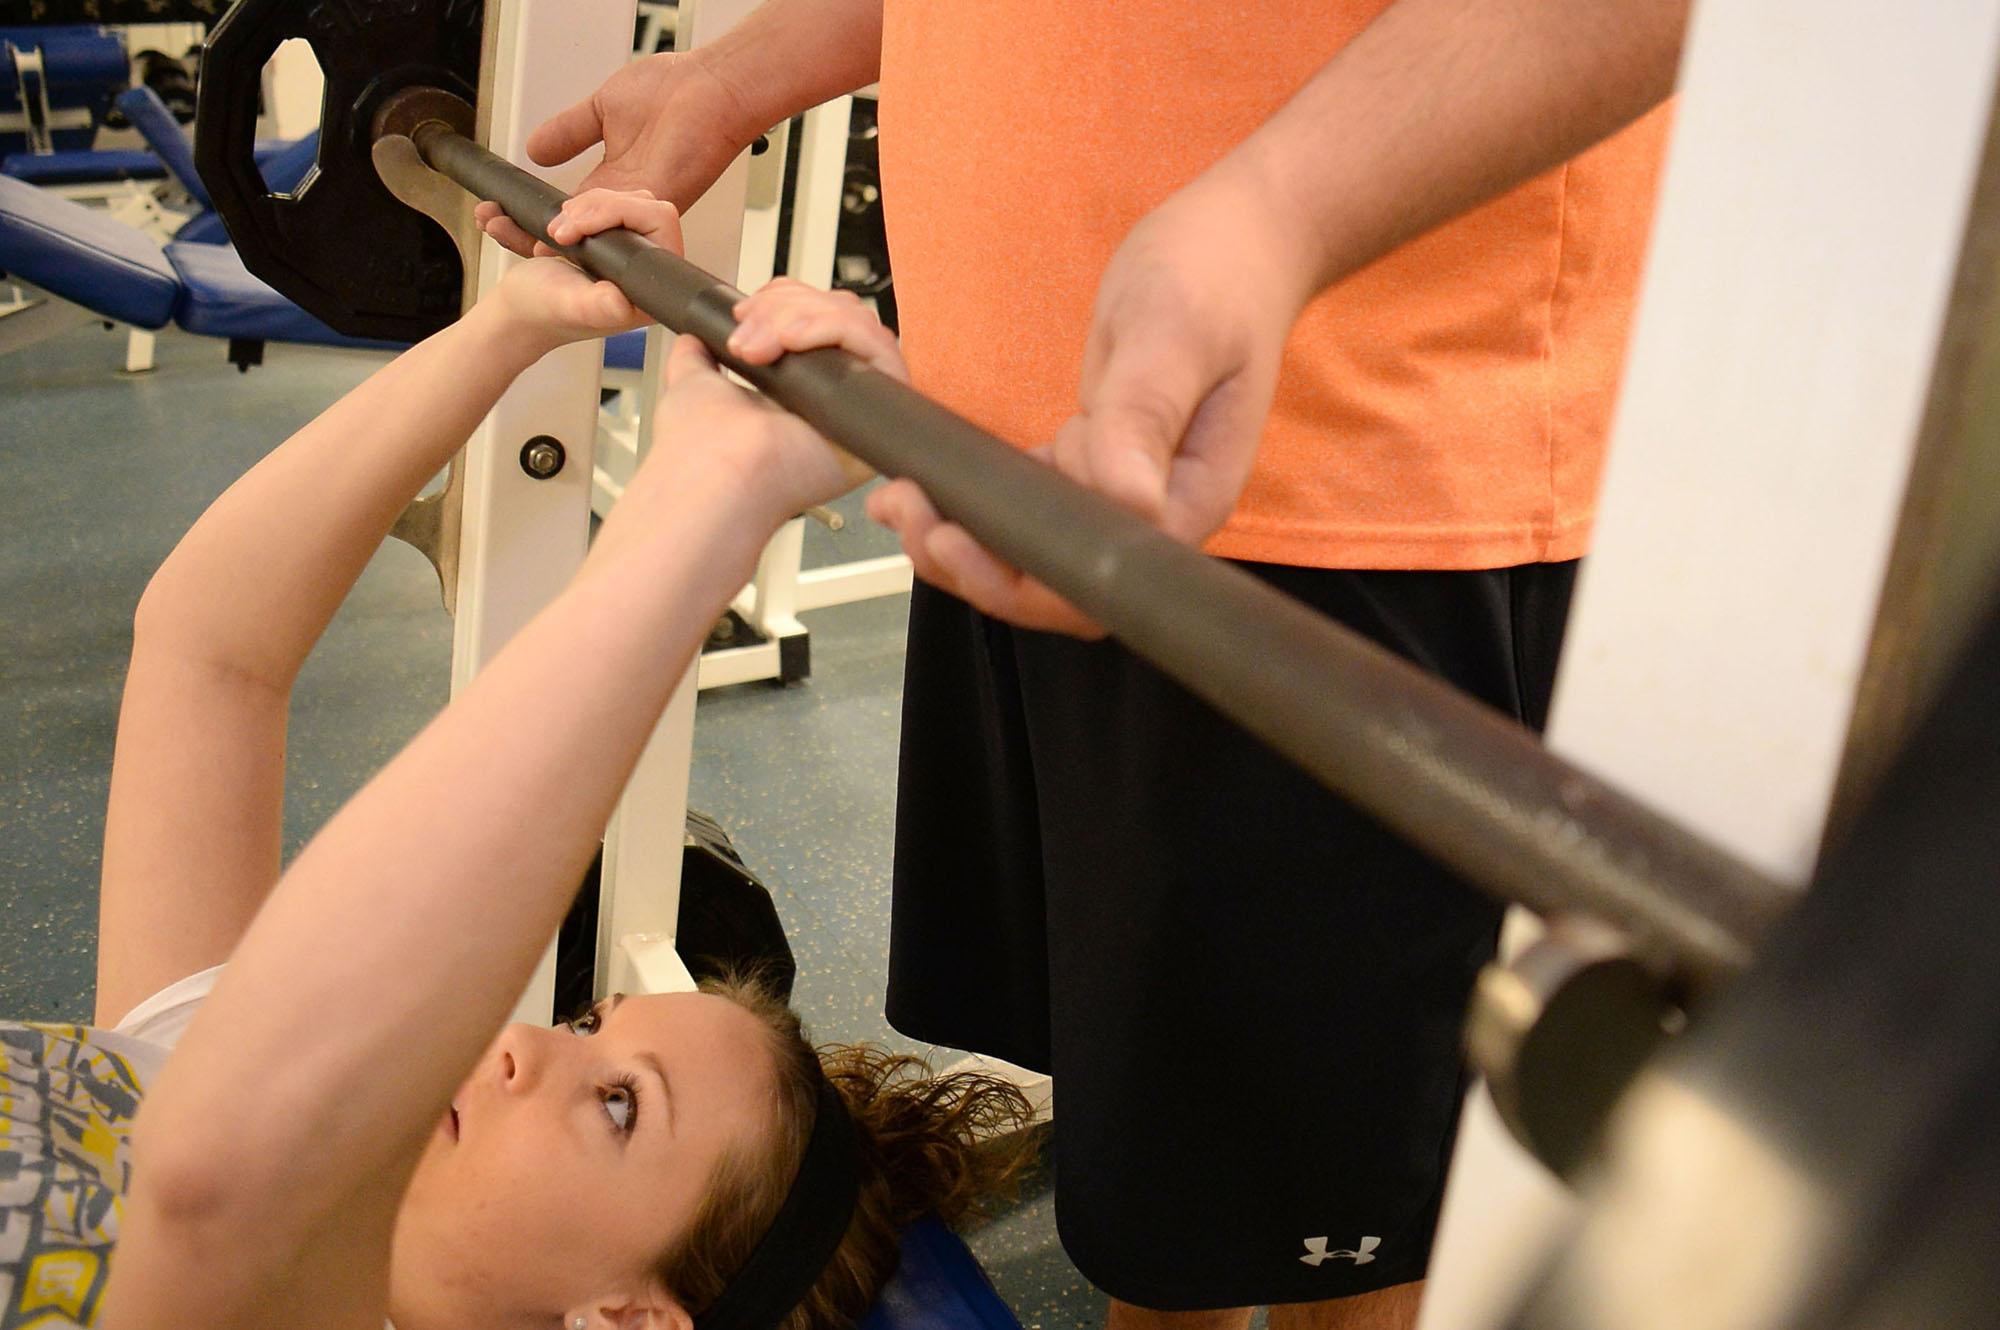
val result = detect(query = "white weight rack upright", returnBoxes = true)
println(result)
[591,86,912,692]
[460,0,780,1024]
[1419,3,2000,1323]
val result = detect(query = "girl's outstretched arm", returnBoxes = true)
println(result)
[102,271,897,1330]
[94,196,669,1026]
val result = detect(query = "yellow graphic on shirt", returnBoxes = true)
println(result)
[19,1251,98,1318]
[0,1025,144,1329]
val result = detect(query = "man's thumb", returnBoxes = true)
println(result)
[527,95,604,168]
[1079,347,1201,522]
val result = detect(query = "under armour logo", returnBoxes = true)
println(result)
[1300,1235,1380,1267]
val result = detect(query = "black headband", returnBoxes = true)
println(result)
[693,1071,859,1330]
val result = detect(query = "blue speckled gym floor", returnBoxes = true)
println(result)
[0,322,1102,1330]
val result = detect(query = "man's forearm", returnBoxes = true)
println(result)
[696,0,883,137]
[1232,0,1690,306]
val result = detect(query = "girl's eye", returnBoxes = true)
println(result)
[567,1008,602,1036]
[601,1080,639,1135]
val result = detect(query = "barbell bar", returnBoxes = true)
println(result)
[363,85,1793,994]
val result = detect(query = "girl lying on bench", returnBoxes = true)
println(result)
[9,188,1029,1330]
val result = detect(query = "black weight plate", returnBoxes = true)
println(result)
[194,0,483,341]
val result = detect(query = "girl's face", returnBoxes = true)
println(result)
[391,991,778,1327]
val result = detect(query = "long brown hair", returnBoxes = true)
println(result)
[655,976,1040,1330]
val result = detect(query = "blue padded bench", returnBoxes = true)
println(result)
[37,85,297,207]
[1,139,294,188]
[0,169,392,354]
[6,90,663,376]
[0,165,870,408]
[2,167,177,325]
[2,79,290,191]
[862,1220,1023,1330]
[111,84,207,206]
[109,87,316,245]
[171,134,318,245]
[0,174,731,386]
[165,237,397,347]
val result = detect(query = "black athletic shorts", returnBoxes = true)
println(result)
[886,558,1578,1309]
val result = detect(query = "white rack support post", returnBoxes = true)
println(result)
[591,86,912,692]
[458,0,637,1027]
[771,93,915,618]
[596,0,768,1002]
[787,95,852,281]
[1418,3,2000,1324]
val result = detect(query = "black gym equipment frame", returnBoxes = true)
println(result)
[367,88,1793,995]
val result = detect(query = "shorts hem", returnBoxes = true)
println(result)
[1059,1218,1435,1311]
[882,1000,1051,1078]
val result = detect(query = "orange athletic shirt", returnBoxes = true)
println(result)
[877,2,1671,570]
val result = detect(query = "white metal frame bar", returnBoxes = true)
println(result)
[459,0,640,1025]
[595,0,768,1001]
[591,89,911,693]
[796,555,913,612]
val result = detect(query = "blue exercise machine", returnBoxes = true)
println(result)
[1,28,286,218]
[112,83,305,233]
[0,82,650,375]
[0,167,397,367]
[0,168,650,372]
[0,26,141,168]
